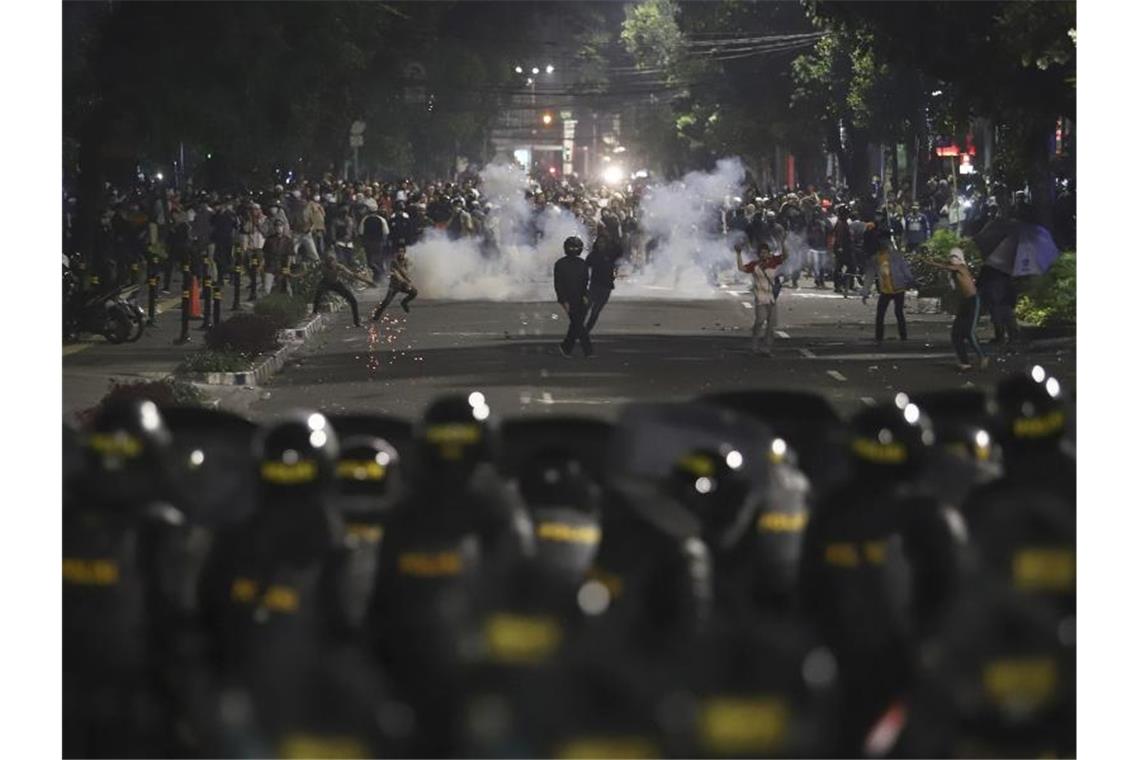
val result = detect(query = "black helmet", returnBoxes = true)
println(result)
[81,398,172,508]
[563,235,584,256]
[667,446,758,550]
[518,449,601,514]
[414,392,495,484]
[335,435,399,502]
[253,411,339,501]
[848,395,935,477]
[995,367,1068,449]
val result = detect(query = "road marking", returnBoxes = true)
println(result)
[541,391,552,403]
[428,331,500,337]
[740,301,753,309]
[798,347,816,359]
[826,370,847,382]
[808,352,956,361]
[775,330,790,339]
[861,396,876,406]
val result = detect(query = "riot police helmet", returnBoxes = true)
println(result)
[667,446,758,550]
[413,392,496,483]
[994,366,1068,449]
[81,398,173,508]
[518,448,601,515]
[335,435,400,502]
[848,395,935,478]
[253,411,340,501]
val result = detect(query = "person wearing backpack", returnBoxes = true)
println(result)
[736,239,785,357]
[359,208,389,284]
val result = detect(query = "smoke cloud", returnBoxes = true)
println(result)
[408,162,590,301]
[406,156,803,302]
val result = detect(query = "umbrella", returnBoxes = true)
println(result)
[974,220,1060,277]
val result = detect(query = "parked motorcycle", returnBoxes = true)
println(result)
[63,256,146,344]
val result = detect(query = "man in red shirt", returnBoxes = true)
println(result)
[736,240,785,357]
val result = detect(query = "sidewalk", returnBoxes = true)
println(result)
[62,280,378,421]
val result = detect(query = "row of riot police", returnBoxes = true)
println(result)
[63,367,1075,758]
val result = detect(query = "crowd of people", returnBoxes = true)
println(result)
[62,166,1071,366]
[64,364,1075,758]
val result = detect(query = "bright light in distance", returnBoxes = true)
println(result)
[545,64,555,74]
[904,403,921,424]
[206,153,212,159]
[1045,377,1061,398]
[468,392,486,408]
[771,438,788,458]
[526,77,534,86]
[189,449,205,467]
[473,404,491,421]
[514,65,523,74]
[602,165,624,185]
[695,477,713,494]
[531,67,540,75]
[377,451,391,466]
[725,450,743,470]
[542,113,553,125]
[974,431,990,450]
[633,170,649,179]
[308,413,326,431]
[310,430,328,448]
[613,146,627,154]
[548,167,557,175]
[155,172,164,181]
[1032,365,1046,383]
[931,90,944,97]
[894,392,909,409]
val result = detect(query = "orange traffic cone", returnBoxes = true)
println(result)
[188,276,203,318]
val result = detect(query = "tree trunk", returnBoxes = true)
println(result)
[1026,114,1056,232]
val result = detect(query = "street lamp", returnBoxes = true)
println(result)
[515,65,523,74]
[545,64,555,74]
[542,112,553,126]
[531,67,540,75]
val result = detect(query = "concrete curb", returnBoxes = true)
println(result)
[180,294,352,386]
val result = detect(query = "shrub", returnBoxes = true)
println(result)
[177,350,256,374]
[254,293,309,330]
[1015,250,1076,326]
[205,313,280,356]
[910,229,983,298]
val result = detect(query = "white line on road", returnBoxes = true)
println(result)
[827,370,847,382]
[861,396,876,406]
[809,352,956,361]
[775,330,790,339]
[541,392,552,403]
[740,301,753,309]
[798,347,817,359]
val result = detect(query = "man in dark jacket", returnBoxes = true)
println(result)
[585,224,621,333]
[554,236,592,358]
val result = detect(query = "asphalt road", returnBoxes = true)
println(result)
[239,280,1076,423]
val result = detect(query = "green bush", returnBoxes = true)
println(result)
[1016,250,1076,326]
[910,229,983,298]
[178,350,256,374]
[205,313,280,356]
[254,293,309,330]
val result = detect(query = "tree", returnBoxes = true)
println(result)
[809,0,1076,226]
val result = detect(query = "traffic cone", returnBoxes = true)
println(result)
[189,276,203,318]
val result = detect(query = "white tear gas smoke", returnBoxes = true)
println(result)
[406,157,815,301]
[623,157,747,299]
[408,162,590,300]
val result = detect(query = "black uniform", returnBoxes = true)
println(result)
[554,253,591,357]
[799,403,965,753]
[584,236,619,333]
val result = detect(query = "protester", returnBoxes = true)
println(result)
[736,239,785,357]
[862,231,915,344]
